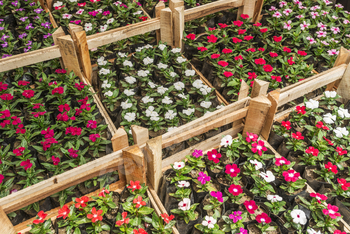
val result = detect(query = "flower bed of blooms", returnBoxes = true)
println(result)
[22,181,176,234]
[0,59,114,223]
[52,0,149,36]
[158,131,348,234]
[269,91,350,226]
[96,43,225,149]
[0,0,56,58]
[263,0,350,72]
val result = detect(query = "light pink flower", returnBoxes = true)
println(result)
[306,36,316,44]
[76,9,84,14]
[335,3,343,8]
[321,41,329,46]
[328,49,339,56]
[317,22,327,30]
[283,8,292,16]
[284,21,292,30]
[316,31,327,38]
[310,5,320,11]
[331,27,340,34]
[343,20,350,24]
[273,11,282,18]
[332,16,338,20]
[62,14,72,19]
[310,12,319,19]
[300,21,310,31]
[269,6,277,11]
[295,15,304,19]
[323,0,331,5]
[279,1,287,8]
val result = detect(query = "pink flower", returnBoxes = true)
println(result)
[89,133,100,142]
[251,140,267,156]
[322,204,341,219]
[282,169,300,182]
[246,132,258,142]
[13,147,25,156]
[41,127,54,139]
[87,120,97,129]
[210,191,223,202]
[22,90,34,99]
[0,174,4,184]
[52,156,60,165]
[225,164,240,177]
[256,213,271,224]
[198,172,210,185]
[275,157,290,166]
[192,149,203,158]
[52,87,64,95]
[68,148,79,158]
[305,146,319,156]
[325,162,337,174]
[65,126,82,136]
[228,184,243,196]
[20,159,33,171]
[58,104,70,112]
[310,193,327,204]
[328,49,339,56]
[207,149,221,164]
[244,200,258,214]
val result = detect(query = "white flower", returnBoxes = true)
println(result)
[173,161,185,170]
[145,106,156,117]
[338,108,350,119]
[125,76,136,84]
[143,57,154,65]
[76,9,84,14]
[202,216,216,229]
[97,57,107,66]
[250,159,263,170]
[324,91,337,98]
[168,127,177,132]
[260,171,275,182]
[150,116,160,121]
[178,93,186,99]
[148,81,157,88]
[220,135,232,147]
[200,86,212,95]
[193,79,204,89]
[158,44,166,51]
[323,113,336,124]
[132,10,143,15]
[185,69,196,77]
[100,25,108,32]
[267,195,283,202]
[307,228,322,234]
[104,90,113,97]
[291,209,307,225]
[162,96,173,104]
[157,62,168,69]
[135,47,143,52]
[170,72,177,77]
[144,44,153,49]
[99,68,110,75]
[53,1,63,7]
[123,60,133,67]
[176,57,187,63]
[305,99,319,109]
[200,101,211,109]
[124,113,136,122]
[174,82,184,91]
[84,23,93,32]
[165,110,177,120]
[171,48,181,53]
[118,52,126,57]
[178,198,191,211]
[101,80,111,89]
[107,18,114,24]
[178,181,190,188]
[138,70,150,77]
[183,108,195,116]
[124,89,135,96]
[69,0,77,2]
[121,101,132,110]
[157,86,168,95]
[142,96,154,104]
[334,127,349,138]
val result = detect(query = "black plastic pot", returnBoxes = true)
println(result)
[175,207,203,234]
[303,166,331,192]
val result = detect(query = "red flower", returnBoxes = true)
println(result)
[256,213,271,224]
[246,132,258,142]
[18,80,30,86]
[240,14,249,19]
[234,55,243,61]
[74,82,86,91]
[33,103,44,109]
[296,106,306,115]
[228,184,243,196]
[89,133,100,142]
[87,120,97,129]
[334,231,346,234]
[197,47,208,52]
[275,157,290,166]
[323,136,334,146]
[49,81,57,86]
[335,147,347,156]
[238,29,246,35]
[207,149,221,163]
[0,93,13,100]
[13,147,25,156]
[291,132,304,140]
[33,211,47,224]
[337,178,350,191]
[57,205,70,219]
[248,72,257,80]
[55,69,67,74]
[22,90,34,99]
[283,47,292,53]
[260,28,268,33]
[161,213,174,224]
[133,228,147,234]
[273,36,282,42]
[287,57,295,65]
[233,20,243,27]
[58,104,70,112]
[65,126,82,136]
[68,148,79,158]
[270,52,278,57]
[246,48,256,52]
[0,109,10,119]
[271,76,282,82]
[133,196,147,208]
[310,193,327,204]
[116,212,130,226]
[298,50,307,56]
[31,111,46,118]
[258,47,265,52]
[186,34,196,40]
[225,164,240,177]
[0,119,10,128]
[128,180,141,192]
[244,200,258,214]
[281,121,291,130]
[87,207,103,223]
[208,27,216,31]
[16,124,26,134]
[223,71,233,78]
[52,87,64,95]
[52,156,60,165]
[251,140,267,156]
[316,121,329,130]
[243,35,254,41]
[263,64,273,72]
[218,61,229,67]
[253,22,262,27]
[325,162,338,174]
[75,196,89,208]
[0,174,4,184]
[282,170,300,182]
[139,16,148,21]
[218,23,228,28]
[232,37,242,43]
[77,2,86,6]
[0,81,8,91]
[222,48,232,54]
[20,159,32,171]
[207,34,218,43]
[54,5,64,10]
[305,146,319,156]
[11,116,21,125]
[211,54,220,59]
[254,58,266,65]
[322,204,341,219]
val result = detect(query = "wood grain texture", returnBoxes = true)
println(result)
[0,206,16,234]
[184,0,244,21]
[169,0,184,11]
[337,63,350,104]
[0,150,123,214]
[131,125,149,145]
[242,96,271,137]
[326,47,350,91]
[173,6,184,49]
[112,128,129,152]
[145,136,162,193]
[237,0,256,21]
[253,0,264,23]
[160,8,173,46]
[52,27,66,68]
[86,19,160,49]
[251,79,269,98]
[238,80,249,100]
[74,31,93,83]
[261,90,280,140]
[123,145,147,184]
[155,1,165,42]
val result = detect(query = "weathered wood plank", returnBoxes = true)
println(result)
[123,145,147,184]
[160,8,173,46]
[237,0,256,21]
[131,125,149,145]
[261,90,280,140]
[238,80,249,100]
[145,137,162,193]
[173,6,184,49]
[155,2,165,42]
[112,128,129,152]
[253,0,264,23]
[251,79,269,98]
[0,206,16,234]
[336,63,350,104]
[326,47,350,91]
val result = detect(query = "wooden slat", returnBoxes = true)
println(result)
[238,80,249,100]
[0,206,16,234]
[278,65,347,106]
[155,2,165,42]
[162,107,248,148]
[237,0,256,21]
[160,8,173,46]
[173,6,184,49]
[336,63,350,104]
[326,47,350,91]
[0,150,123,214]
[123,145,147,184]
[184,0,244,21]
[251,79,269,98]
[162,124,244,170]
[86,18,161,49]
[131,125,149,145]
[145,137,162,193]
[253,0,264,23]
[261,90,280,140]
[74,31,93,83]
[112,128,129,152]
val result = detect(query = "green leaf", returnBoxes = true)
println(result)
[138,206,154,215]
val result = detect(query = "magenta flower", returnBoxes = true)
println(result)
[65,126,82,136]
[41,127,54,139]
[198,172,210,185]
[210,191,223,202]
[207,149,221,164]
[229,211,242,223]
[246,132,258,142]
[52,156,60,165]
[89,133,100,142]
[225,164,240,177]
[68,148,79,158]
[251,140,267,156]
[192,149,203,158]
[20,159,32,171]
[87,120,97,129]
